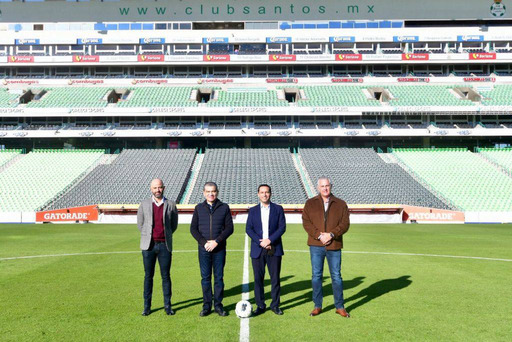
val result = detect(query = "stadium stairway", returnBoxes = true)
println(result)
[180,150,204,204]
[0,150,24,173]
[292,148,316,198]
[477,147,512,177]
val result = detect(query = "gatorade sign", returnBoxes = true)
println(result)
[402,205,465,223]
[36,205,98,222]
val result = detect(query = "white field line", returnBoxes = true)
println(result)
[239,234,250,342]
[1,249,511,263]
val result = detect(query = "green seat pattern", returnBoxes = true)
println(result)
[0,149,104,212]
[393,148,512,211]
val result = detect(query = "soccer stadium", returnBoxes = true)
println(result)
[0,0,511,340]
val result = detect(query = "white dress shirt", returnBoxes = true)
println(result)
[152,196,166,207]
[260,203,270,240]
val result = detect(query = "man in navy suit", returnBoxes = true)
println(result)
[245,184,286,316]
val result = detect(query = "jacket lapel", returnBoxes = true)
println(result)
[254,204,262,235]
[163,199,168,228]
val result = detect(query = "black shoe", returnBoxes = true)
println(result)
[214,307,228,317]
[253,307,266,316]
[271,307,283,315]
[199,309,211,317]
[142,308,151,316]
[165,306,175,316]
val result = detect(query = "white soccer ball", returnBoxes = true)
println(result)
[235,300,253,318]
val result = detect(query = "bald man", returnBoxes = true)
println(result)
[137,178,178,316]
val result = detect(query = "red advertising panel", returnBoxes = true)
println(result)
[397,77,430,82]
[402,53,430,60]
[8,56,34,63]
[335,54,363,61]
[36,205,99,222]
[269,54,296,62]
[73,55,100,63]
[402,205,465,223]
[137,54,165,62]
[203,55,231,62]
[331,78,364,83]
[469,53,496,60]
[463,77,496,82]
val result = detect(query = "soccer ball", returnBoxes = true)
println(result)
[235,300,253,318]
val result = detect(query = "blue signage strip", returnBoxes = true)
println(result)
[329,36,355,43]
[77,38,103,45]
[202,37,229,44]
[392,36,419,43]
[457,35,484,42]
[15,39,40,45]
[266,37,292,44]
[139,38,165,44]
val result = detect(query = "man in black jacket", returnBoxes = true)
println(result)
[190,182,234,317]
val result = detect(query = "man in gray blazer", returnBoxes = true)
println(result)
[137,178,178,316]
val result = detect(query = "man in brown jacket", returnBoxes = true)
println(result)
[302,177,350,318]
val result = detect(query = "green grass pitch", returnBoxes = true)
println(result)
[0,223,511,341]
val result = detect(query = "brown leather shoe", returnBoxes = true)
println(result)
[335,308,350,318]
[310,307,322,316]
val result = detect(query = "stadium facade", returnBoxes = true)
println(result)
[0,0,511,223]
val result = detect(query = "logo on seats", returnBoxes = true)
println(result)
[491,0,506,17]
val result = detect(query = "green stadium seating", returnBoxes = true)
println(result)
[0,149,104,212]
[207,88,288,107]
[26,88,109,108]
[297,86,381,107]
[479,85,512,106]
[393,148,512,211]
[118,87,198,107]
[0,149,22,167]
[478,148,512,173]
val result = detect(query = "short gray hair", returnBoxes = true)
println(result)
[317,177,332,186]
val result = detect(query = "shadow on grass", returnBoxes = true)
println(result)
[279,276,366,311]
[344,275,412,313]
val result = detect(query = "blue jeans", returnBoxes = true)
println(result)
[310,246,345,309]
[142,241,172,309]
[198,247,226,311]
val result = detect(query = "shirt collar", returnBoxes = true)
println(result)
[260,202,271,209]
[152,196,166,207]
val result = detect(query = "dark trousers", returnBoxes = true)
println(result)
[198,247,226,311]
[142,241,172,309]
[251,248,282,310]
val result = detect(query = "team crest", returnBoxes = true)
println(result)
[491,0,506,17]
